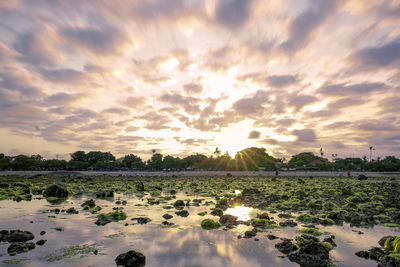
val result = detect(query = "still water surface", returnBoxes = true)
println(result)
[0,193,398,266]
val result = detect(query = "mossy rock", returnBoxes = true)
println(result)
[43,183,69,198]
[384,236,400,253]
[297,228,323,236]
[201,219,221,230]
[210,208,223,217]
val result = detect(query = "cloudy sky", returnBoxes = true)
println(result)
[0,0,399,160]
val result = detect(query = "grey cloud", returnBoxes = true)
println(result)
[237,73,298,88]
[268,75,298,88]
[288,94,318,110]
[139,111,172,130]
[183,83,203,94]
[351,38,400,71]
[159,93,200,114]
[280,0,336,55]
[103,107,130,115]
[319,82,386,96]
[60,25,127,55]
[13,31,59,66]
[123,96,148,108]
[324,121,351,129]
[0,67,43,96]
[248,130,261,139]
[232,90,269,115]
[292,129,316,142]
[46,93,82,105]
[131,0,204,22]
[39,68,86,84]
[215,0,254,29]
[276,118,295,126]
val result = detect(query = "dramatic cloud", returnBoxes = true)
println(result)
[0,0,399,159]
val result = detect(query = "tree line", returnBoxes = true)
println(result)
[1,148,400,172]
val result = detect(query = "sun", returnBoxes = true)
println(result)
[214,121,254,157]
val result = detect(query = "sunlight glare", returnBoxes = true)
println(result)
[214,121,253,157]
[225,205,252,221]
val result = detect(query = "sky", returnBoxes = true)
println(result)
[0,0,400,160]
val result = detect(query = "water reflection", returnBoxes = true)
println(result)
[225,205,252,221]
[0,194,399,267]
[234,190,241,196]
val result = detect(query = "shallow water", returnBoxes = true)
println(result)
[0,192,399,267]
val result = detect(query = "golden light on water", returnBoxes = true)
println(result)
[225,205,252,221]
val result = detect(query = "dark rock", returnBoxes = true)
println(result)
[275,239,296,254]
[288,240,330,267]
[162,214,173,220]
[244,230,257,238]
[173,200,185,208]
[66,207,79,214]
[378,255,400,267]
[6,230,34,243]
[355,250,370,259]
[210,208,223,216]
[122,200,127,205]
[175,210,189,217]
[43,183,69,198]
[7,242,35,256]
[257,213,270,220]
[40,231,46,236]
[95,214,113,226]
[81,199,96,208]
[278,213,294,218]
[369,247,389,261]
[36,239,47,246]
[267,234,279,240]
[279,220,298,227]
[132,217,151,224]
[162,221,174,226]
[115,250,146,267]
[219,215,238,226]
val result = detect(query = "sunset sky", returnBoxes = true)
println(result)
[0,0,399,160]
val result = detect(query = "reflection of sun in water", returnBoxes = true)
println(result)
[234,190,241,195]
[225,205,252,221]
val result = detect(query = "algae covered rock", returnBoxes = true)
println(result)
[201,219,221,230]
[81,199,96,209]
[288,240,330,266]
[219,214,238,226]
[275,239,297,254]
[43,183,69,198]
[8,242,35,256]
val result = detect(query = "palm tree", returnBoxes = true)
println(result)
[369,146,375,162]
